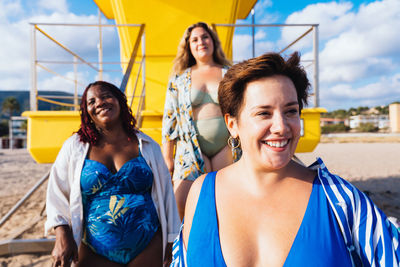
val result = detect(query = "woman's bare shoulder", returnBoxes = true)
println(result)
[182,174,207,246]
[288,160,318,183]
[184,174,207,219]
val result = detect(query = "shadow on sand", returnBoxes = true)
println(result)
[351,176,400,219]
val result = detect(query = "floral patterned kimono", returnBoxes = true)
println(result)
[162,67,236,181]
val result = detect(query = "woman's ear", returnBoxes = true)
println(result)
[224,113,238,138]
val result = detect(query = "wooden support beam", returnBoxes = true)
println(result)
[0,170,49,227]
[7,215,44,240]
[0,238,55,256]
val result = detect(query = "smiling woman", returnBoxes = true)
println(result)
[227,75,302,171]
[85,86,121,128]
[45,81,180,267]
[170,52,400,267]
[161,22,234,220]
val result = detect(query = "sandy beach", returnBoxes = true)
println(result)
[0,142,399,266]
[296,142,400,219]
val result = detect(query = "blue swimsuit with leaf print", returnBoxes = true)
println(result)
[80,152,160,264]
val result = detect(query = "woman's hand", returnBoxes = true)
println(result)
[165,158,175,176]
[163,242,173,267]
[162,141,176,176]
[52,225,78,267]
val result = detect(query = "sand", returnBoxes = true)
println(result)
[0,142,399,266]
[296,143,400,219]
[0,149,52,266]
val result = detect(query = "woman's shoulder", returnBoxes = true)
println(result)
[136,131,163,154]
[312,157,365,201]
[185,174,209,210]
[313,158,348,183]
[171,68,191,80]
[168,68,190,91]
[185,172,217,212]
[189,174,208,198]
[182,173,207,242]
[136,130,157,145]
[53,133,87,162]
[63,133,85,149]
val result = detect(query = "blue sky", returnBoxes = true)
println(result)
[1,0,399,111]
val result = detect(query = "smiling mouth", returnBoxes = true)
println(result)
[262,139,289,148]
[97,107,111,115]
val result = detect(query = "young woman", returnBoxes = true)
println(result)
[162,22,236,219]
[46,81,180,267]
[171,52,400,266]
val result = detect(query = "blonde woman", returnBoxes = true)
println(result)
[162,22,235,219]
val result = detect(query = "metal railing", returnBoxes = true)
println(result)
[119,24,147,126]
[30,20,146,118]
[212,23,319,107]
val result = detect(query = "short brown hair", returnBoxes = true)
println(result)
[218,52,310,118]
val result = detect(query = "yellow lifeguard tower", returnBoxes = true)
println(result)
[93,0,259,141]
[23,0,325,163]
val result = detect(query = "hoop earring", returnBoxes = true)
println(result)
[227,136,240,149]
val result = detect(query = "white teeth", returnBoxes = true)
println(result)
[98,108,111,114]
[264,140,289,148]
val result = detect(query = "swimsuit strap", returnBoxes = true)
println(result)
[187,172,226,266]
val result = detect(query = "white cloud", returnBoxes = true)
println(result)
[255,0,273,12]
[255,30,267,40]
[233,32,275,61]
[321,57,395,83]
[321,72,400,109]
[282,2,355,48]
[268,0,400,110]
[38,71,78,92]
[37,69,99,94]
[233,34,253,62]
[3,0,399,113]
[0,5,120,93]
[37,0,68,14]
[0,17,32,90]
[255,40,275,56]
[254,0,278,24]
[0,0,24,22]
[318,0,400,92]
[280,0,400,83]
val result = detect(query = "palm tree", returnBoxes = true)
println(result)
[2,97,20,117]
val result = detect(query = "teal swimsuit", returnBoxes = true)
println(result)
[190,87,230,158]
[80,153,160,264]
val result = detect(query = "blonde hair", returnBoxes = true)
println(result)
[171,22,231,76]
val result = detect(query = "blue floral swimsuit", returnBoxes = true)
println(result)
[80,153,160,264]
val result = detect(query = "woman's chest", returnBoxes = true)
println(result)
[190,69,221,92]
[215,184,313,266]
[214,182,351,267]
[88,143,139,174]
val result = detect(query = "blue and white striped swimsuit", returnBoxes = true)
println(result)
[80,153,160,264]
[186,171,352,266]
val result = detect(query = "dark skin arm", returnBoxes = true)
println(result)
[163,242,173,267]
[51,225,78,267]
